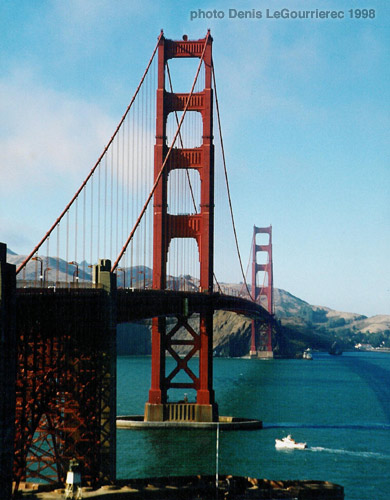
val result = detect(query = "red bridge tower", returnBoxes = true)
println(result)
[250,226,274,358]
[145,33,217,422]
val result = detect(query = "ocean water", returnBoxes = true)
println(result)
[117,352,390,500]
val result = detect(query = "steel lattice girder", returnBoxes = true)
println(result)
[13,289,116,490]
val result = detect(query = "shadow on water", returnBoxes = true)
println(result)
[339,354,390,423]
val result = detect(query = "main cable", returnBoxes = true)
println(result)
[16,31,164,275]
[212,60,252,299]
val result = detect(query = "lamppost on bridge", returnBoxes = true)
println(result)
[88,264,94,284]
[138,270,145,289]
[117,267,126,288]
[32,256,43,286]
[68,261,79,284]
[43,267,51,287]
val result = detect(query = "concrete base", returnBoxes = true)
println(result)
[195,404,214,422]
[144,403,217,423]
[117,415,262,430]
[144,403,164,422]
[254,351,274,359]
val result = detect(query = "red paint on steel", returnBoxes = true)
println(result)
[13,289,115,490]
[112,33,210,273]
[251,226,274,353]
[148,32,215,408]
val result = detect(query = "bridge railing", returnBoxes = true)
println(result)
[16,280,101,290]
[15,279,246,296]
[164,403,196,422]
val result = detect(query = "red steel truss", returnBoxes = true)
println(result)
[250,226,274,355]
[13,288,116,490]
[146,33,217,421]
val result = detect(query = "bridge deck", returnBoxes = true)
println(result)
[16,287,271,323]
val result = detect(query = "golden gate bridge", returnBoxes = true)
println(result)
[0,32,275,496]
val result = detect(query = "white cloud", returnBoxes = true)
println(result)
[51,0,156,53]
[0,65,158,256]
[0,67,116,193]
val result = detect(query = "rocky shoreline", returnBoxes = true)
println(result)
[17,475,344,499]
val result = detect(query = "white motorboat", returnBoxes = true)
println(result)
[275,435,307,450]
[303,348,313,360]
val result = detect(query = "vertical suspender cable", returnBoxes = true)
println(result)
[74,197,78,265]
[90,174,94,272]
[16,32,163,275]
[56,224,60,283]
[110,146,114,258]
[121,122,125,268]
[104,155,108,258]
[112,32,211,272]
[97,163,101,264]
[82,187,86,280]
[212,61,251,298]
[116,134,120,259]
[125,117,130,273]
[46,237,50,284]
[66,210,69,283]
[130,99,135,285]
[136,93,140,278]
[141,76,146,286]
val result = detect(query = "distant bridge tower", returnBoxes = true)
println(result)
[250,226,274,358]
[145,32,217,422]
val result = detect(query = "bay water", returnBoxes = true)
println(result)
[117,352,390,500]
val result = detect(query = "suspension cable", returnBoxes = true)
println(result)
[239,230,254,298]
[212,60,252,298]
[166,61,222,294]
[166,62,198,213]
[16,31,164,275]
[112,32,211,272]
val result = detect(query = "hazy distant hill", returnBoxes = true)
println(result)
[6,248,152,286]
[6,248,390,355]
[209,284,390,356]
[6,250,93,282]
[273,287,390,341]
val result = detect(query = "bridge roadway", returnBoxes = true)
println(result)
[116,288,270,322]
[16,287,271,324]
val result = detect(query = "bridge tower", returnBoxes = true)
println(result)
[145,33,217,422]
[250,226,274,358]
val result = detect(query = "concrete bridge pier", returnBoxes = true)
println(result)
[0,243,16,500]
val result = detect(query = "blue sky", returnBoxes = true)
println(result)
[1,0,389,316]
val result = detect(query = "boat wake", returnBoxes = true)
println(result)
[308,446,390,459]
